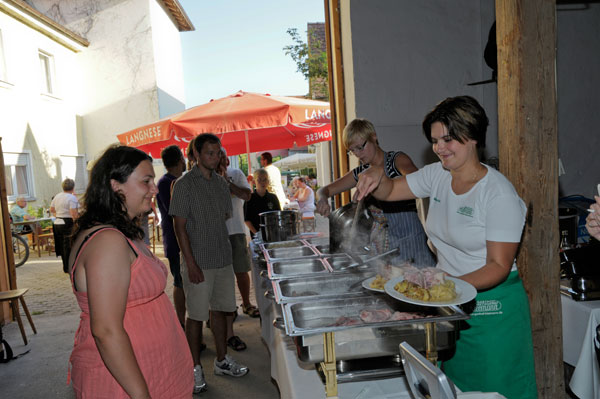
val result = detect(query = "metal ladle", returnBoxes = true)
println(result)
[340,247,399,270]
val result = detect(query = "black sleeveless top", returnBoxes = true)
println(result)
[352,151,417,213]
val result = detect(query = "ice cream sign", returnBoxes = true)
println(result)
[122,123,171,146]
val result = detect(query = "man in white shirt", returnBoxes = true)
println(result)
[260,152,288,206]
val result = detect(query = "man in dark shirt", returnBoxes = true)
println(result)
[244,168,281,238]
[156,145,187,326]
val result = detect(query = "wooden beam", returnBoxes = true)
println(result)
[495,1,563,397]
[324,0,350,207]
[0,138,17,323]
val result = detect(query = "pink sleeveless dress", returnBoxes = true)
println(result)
[69,228,193,398]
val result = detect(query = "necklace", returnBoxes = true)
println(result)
[452,165,486,194]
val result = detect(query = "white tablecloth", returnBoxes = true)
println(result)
[561,295,600,398]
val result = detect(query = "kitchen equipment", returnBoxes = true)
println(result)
[560,243,600,301]
[267,257,330,280]
[259,210,301,242]
[559,207,579,248]
[329,202,373,253]
[271,271,376,303]
[322,254,366,272]
[344,197,365,252]
[399,342,457,399]
[262,245,318,263]
[340,248,398,270]
[258,235,467,386]
[260,240,305,250]
[279,293,467,362]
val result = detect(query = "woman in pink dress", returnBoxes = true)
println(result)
[68,145,193,398]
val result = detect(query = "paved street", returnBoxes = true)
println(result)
[0,238,280,398]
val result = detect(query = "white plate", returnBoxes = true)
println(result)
[361,276,387,292]
[384,276,477,307]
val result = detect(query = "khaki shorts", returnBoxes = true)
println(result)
[181,259,236,321]
[229,234,251,273]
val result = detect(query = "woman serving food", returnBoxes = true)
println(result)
[316,118,435,267]
[354,96,537,398]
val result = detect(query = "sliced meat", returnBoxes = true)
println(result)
[332,316,362,326]
[389,311,424,321]
[403,269,425,287]
[421,267,446,289]
[359,308,392,323]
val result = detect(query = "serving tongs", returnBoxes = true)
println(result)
[340,247,399,270]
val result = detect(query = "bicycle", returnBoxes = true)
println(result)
[11,231,30,267]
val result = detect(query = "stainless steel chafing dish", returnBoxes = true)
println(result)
[267,257,331,280]
[302,237,330,247]
[260,240,305,250]
[271,271,376,303]
[280,293,467,362]
[258,237,469,373]
[262,245,319,263]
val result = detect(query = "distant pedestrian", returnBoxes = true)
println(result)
[260,152,288,206]
[50,178,79,273]
[244,168,282,239]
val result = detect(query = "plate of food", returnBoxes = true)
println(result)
[362,275,388,292]
[384,275,477,307]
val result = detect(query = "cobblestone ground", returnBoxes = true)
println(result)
[14,243,188,318]
[15,256,77,317]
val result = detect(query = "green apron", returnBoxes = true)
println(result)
[443,271,538,398]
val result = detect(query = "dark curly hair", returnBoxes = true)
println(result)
[72,145,152,240]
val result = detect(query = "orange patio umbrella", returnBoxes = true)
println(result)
[117,90,332,158]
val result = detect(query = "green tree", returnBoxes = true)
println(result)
[283,27,329,99]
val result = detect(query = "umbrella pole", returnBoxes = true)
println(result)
[245,130,252,175]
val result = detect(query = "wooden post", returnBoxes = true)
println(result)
[324,0,350,207]
[495,1,563,397]
[0,138,18,323]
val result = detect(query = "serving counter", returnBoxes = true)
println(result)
[250,242,414,398]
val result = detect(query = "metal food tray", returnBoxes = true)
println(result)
[263,245,319,263]
[324,254,374,272]
[280,293,468,362]
[281,293,467,336]
[301,237,330,247]
[271,270,377,303]
[267,257,330,280]
[259,240,306,251]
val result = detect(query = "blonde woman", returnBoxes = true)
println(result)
[316,118,434,266]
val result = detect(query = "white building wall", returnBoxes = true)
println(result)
[0,6,81,205]
[149,0,186,118]
[28,0,187,163]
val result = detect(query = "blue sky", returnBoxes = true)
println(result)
[178,0,326,107]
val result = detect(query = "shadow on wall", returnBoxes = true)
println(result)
[18,123,64,207]
[83,87,185,161]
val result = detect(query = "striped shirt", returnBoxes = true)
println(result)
[352,151,417,213]
[169,167,233,270]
